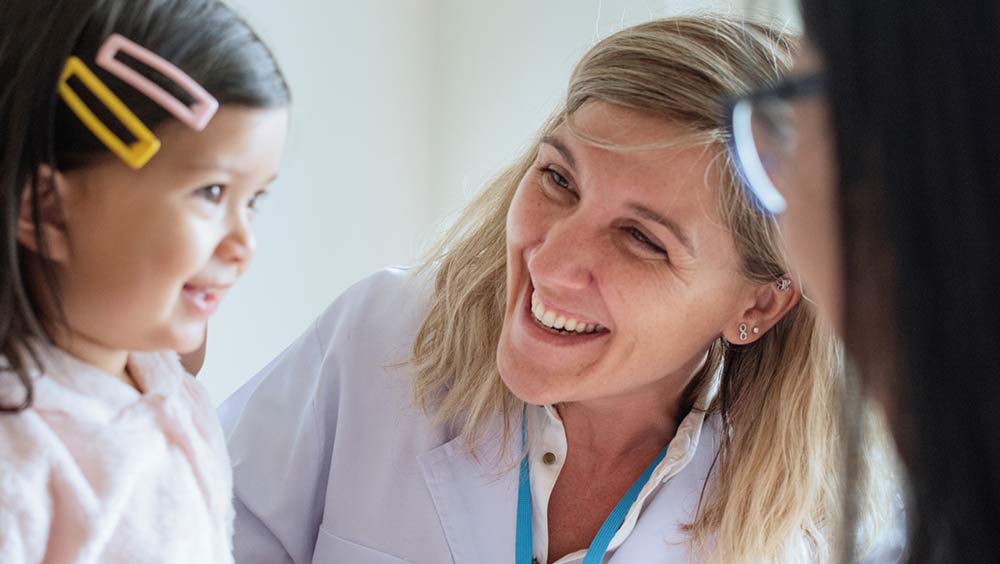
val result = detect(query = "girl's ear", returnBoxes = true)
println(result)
[17,165,72,264]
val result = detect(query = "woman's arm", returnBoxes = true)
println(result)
[220,317,339,564]
[219,268,421,564]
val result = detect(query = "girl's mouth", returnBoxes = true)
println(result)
[182,284,223,316]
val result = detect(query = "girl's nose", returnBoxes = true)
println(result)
[217,211,256,265]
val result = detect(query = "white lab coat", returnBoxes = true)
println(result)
[220,267,905,564]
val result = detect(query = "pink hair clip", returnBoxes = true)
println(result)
[96,33,219,131]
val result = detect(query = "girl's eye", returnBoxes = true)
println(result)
[247,191,268,211]
[195,184,225,203]
[626,226,668,256]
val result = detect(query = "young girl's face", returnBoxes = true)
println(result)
[51,106,288,357]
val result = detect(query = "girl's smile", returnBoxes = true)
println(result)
[35,106,289,376]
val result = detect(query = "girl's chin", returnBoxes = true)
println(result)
[164,324,207,355]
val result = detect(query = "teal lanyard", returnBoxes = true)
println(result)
[515,415,669,564]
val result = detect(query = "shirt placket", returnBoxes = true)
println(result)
[526,404,710,564]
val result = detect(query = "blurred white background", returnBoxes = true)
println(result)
[205,0,800,405]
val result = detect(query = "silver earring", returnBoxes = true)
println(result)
[739,323,748,341]
[777,277,792,291]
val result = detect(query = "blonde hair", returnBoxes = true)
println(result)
[413,16,894,564]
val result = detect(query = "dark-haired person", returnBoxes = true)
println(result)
[0,0,289,562]
[725,3,1000,561]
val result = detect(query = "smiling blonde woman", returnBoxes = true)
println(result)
[221,16,902,564]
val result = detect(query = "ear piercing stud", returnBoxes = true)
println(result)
[739,323,761,341]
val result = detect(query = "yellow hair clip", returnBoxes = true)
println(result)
[58,56,161,169]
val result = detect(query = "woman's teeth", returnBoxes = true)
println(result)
[531,291,603,334]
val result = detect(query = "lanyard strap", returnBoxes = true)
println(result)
[516,410,534,563]
[515,413,670,564]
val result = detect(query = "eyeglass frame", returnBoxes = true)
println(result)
[723,72,826,217]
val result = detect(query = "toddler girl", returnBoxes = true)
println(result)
[0,0,290,562]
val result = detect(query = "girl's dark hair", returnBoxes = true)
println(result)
[0,0,290,412]
[798,1,1000,561]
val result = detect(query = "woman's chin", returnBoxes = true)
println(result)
[497,356,573,406]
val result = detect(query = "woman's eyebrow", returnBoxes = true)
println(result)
[540,135,577,169]
[539,134,695,256]
[628,203,696,256]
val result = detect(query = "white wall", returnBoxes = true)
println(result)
[200,0,437,404]
[428,0,800,222]
[202,0,799,405]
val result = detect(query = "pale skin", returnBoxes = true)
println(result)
[495,101,800,562]
[17,106,289,388]
[772,44,843,333]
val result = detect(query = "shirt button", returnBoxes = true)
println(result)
[542,452,557,465]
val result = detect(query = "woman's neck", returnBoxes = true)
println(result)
[557,386,682,464]
[544,376,695,563]
[555,354,709,464]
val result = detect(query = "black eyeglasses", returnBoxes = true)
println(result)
[724,72,826,217]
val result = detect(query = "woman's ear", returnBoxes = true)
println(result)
[723,275,802,345]
[17,165,72,264]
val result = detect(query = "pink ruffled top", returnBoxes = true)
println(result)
[0,343,233,564]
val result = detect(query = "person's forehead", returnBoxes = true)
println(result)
[551,110,720,207]
[151,106,288,174]
[567,100,699,148]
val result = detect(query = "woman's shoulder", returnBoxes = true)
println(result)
[221,266,438,429]
[310,266,435,363]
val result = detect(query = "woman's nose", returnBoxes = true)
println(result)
[527,216,596,292]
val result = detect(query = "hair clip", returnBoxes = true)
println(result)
[96,34,219,131]
[58,56,161,169]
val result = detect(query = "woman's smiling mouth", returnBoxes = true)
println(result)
[527,285,610,338]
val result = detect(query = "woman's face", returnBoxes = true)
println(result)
[497,101,763,407]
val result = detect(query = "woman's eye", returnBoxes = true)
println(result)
[542,166,571,191]
[626,227,668,256]
[195,184,225,203]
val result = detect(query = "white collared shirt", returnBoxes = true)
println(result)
[527,381,718,564]
[222,267,905,564]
